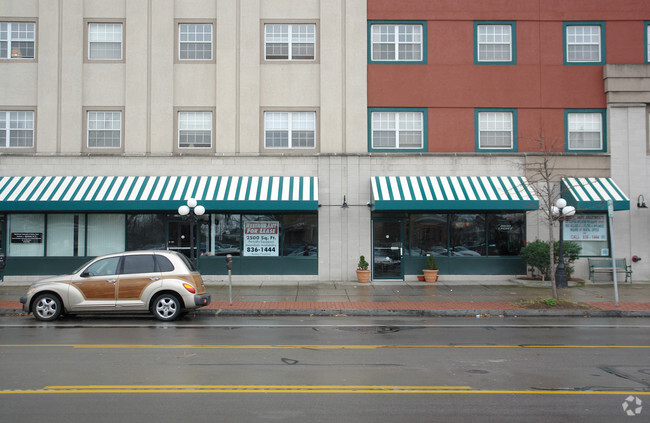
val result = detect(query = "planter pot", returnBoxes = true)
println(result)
[422,269,439,283]
[417,275,425,281]
[356,269,371,283]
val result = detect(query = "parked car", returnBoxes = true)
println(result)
[20,250,211,322]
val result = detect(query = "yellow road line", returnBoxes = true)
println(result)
[1,385,649,395]
[1,344,649,349]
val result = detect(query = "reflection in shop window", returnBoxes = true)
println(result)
[486,213,524,256]
[212,214,242,256]
[126,214,166,251]
[282,214,318,257]
[87,214,125,256]
[450,214,486,256]
[409,214,448,256]
[47,214,86,256]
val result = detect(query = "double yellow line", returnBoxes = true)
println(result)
[1,385,649,395]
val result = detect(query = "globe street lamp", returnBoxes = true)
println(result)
[551,198,576,288]
[178,198,205,265]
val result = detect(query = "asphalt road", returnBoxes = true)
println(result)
[0,315,648,422]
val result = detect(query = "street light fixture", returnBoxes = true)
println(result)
[178,198,205,265]
[552,198,576,288]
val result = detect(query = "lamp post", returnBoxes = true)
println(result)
[178,198,205,265]
[551,198,576,288]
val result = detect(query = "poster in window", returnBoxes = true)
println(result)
[244,221,279,256]
[563,215,607,241]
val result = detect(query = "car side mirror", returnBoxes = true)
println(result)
[80,271,90,278]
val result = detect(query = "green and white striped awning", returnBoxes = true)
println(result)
[561,177,630,211]
[371,176,539,211]
[0,176,318,212]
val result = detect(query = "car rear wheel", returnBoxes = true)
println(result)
[152,293,182,321]
[33,293,63,321]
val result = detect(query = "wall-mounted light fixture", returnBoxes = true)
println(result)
[637,195,648,208]
[341,196,349,209]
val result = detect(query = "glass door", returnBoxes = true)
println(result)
[167,220,192,259]
[372,219,403,279]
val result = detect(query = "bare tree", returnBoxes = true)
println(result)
[523,135,561,299]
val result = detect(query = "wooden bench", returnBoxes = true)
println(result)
[588,258,632,283]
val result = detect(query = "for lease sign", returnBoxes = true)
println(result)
[244,221,279,256]
[564,214,607,241]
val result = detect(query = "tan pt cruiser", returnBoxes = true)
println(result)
[20,250,211,321]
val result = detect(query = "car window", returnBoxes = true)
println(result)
[176,252,197,272]
[155,255,175,272]
[84,257,121,277]
[121,255,156,275]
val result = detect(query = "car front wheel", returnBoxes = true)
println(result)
[152,293,182,321]
[33,293,63,321]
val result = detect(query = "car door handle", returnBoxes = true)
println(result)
[149,277,160,281]
[107,279,117,284]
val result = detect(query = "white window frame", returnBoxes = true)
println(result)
[0,111,35,148]
[567,112,603,151]
[370,24,423,62]
[565,24,602,63]
[476,24,512,62]
[87,111,122,149]
[264,23,316,61]
[0,22,36,59]
[264,112,316,149]
[178,111,213,149]
[478,111,514,150]
[178,23,213,61]
[87,22,123,61]
[371,111,424,150]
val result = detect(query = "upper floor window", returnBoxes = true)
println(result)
[178,111,213,149]
[475,109,517,152]
[87,111,122,149]
[564,22,605,65]
[264,111,316,149]
[88,22,123,61]
[369,109,426,152]
[0,111,34,148]
[0,22,35,59]
[565,110,606,152]
[264,24,316,61]
[645,22,650,63]
[179,23,213,60]
[368,21,426,64]
[474,22,516,64]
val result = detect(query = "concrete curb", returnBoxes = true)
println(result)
[3,307,649,318]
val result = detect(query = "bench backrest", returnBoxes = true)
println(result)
[588,258,627,268]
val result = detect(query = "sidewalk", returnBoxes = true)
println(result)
[2,279,649,317]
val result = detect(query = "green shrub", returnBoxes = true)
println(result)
[542,298,558,307]
[520,240,582,280]
[357,255,369,270]
[425,254,438,270]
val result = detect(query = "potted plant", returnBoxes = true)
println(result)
[356,255,371,283]
[422,254,439,282]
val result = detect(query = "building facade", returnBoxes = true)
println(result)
[0,0,648,283]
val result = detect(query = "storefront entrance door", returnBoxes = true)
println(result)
[372,219,403,279]
[167,220,192,259]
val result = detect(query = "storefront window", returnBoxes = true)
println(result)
[487,213,524,256]
[282,214,317,256]
[242,214,281,257]
[409,214,448,256]
[212,214,241,256]
[563,214,608,256]
[47,214,86,256]
[126,214,165,251]
[8,214,44,256]
[450,214,486,256]
[87,214,125,256]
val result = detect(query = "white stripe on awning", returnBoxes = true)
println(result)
[561,177,630,211]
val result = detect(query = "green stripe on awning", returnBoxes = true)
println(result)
[561,177,630,211]
[371,176,539,211]
[0,176,319,212]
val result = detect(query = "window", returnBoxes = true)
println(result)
[475,109,517,152]
[368,21,426,63]
[87,214,125,256]
[264,24,316,60]
[122,255,156,274]
[645,22,650,63]
[264,112,316,149]
[7,214,44,257]
[88,22,123,60]
[475,22,515,64]
[563,214,609,256]
[0,111,35,148]
[564,22,605,65]
[84,257,120,277]
[179,23,213,60]
[565,110,606,152]
[369,109,426,151]
[87,111,122,149]
[178,111,212,148]
[0,22,36,59]
[47,214,86,256]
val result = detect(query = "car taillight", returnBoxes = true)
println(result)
[183,283,196,294]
